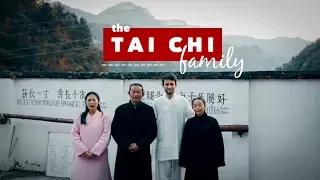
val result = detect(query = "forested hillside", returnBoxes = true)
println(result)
[0,0,106,72]
[276,38,320,71]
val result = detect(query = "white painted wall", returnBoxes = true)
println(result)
[249,79,320,180]
[0,78,319,180]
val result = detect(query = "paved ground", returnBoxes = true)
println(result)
[0,171,69,180]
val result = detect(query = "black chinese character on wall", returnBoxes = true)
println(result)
[156,91,161,98]
[65,90,71,99]
[217,94,227,105]
[43,89,49,99]
[147,91,155,100]
[79,90,86,99]
[188,92,197,101]
[73,90,78,99]
[58,89,64,99]
[22,89,27,98]
[207,93,215,104]
[29,89,35,98]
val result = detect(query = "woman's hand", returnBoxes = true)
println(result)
[80,152,97,158]
[87,152,97,158]
[80,152,89,158]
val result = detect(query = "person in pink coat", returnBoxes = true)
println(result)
[71,91,112,180]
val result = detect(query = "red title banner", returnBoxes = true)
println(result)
[103,26,222,62]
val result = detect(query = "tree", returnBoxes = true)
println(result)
[0,0,107,72]
[276,38,320,71]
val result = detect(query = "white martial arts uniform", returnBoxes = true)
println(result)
[152,93,195,180]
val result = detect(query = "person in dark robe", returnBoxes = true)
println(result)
[111,83,157,180]
[179,97,226,180]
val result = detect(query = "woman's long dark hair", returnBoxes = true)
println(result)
[80,91,103,125]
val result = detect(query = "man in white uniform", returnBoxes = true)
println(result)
[152,73,195,180]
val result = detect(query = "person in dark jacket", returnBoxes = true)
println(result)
[111,83,157,180]
[179,97,226,180]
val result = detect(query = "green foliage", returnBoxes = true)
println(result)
[0,0,106,72]
[276,38,320,71]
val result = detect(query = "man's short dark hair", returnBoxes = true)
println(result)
[128,83,144,96]
[162,73,177,85]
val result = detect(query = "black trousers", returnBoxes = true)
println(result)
[184,166,219,180]
[114,152,152,180]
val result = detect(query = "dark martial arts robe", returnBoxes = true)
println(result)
[111,101,157,180]
[179,112,225,180]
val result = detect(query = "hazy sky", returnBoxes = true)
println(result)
[55,0,319,41]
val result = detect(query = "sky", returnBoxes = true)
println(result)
[55,0,320,41]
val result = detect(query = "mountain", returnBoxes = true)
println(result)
[51,1,96,21]
[96,2,166,27]
[50,1,202,51]
[276,38,320,71]
[49,1,312,72]
[161,19,201,28]
[52,1,165,27]
[223,35,310,59]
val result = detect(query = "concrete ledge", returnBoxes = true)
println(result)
[0,71,320,79]
[0,171,68,180]
[1,113,249,133]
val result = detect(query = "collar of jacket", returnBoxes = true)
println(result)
[195,111,208,119]
[128,100,143,109]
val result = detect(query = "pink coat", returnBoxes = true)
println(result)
[71,111,112,180]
